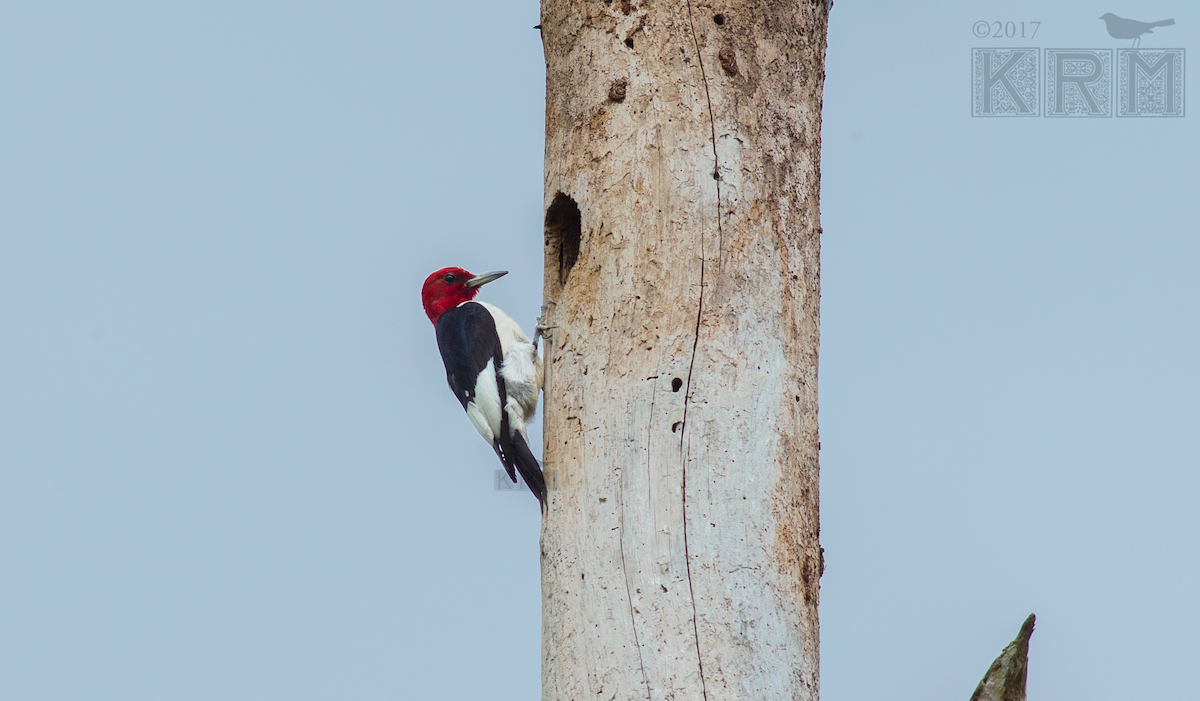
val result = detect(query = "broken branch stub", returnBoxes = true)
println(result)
[969,614,1036,701]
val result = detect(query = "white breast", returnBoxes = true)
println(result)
[474,301,531,351]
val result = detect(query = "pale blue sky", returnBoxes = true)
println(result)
[1,2,1195,700]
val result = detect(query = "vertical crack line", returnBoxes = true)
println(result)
[619,379,658,701]
[685,0,724,267]
[619,503,652,701]
[681,2,716,701]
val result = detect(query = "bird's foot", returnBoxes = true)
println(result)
[533,301,557,350]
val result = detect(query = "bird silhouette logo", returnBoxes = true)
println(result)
[1100,13,1175,48]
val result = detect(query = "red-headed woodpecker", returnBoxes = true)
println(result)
[421,267,547,509]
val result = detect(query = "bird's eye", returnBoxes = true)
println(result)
[443,274,456,284]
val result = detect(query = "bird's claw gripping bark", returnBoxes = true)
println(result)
[533,301,557,350]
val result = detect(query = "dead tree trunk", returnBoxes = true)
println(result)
[538,2,828,699]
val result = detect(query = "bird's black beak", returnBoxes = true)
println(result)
[465,270,508,288]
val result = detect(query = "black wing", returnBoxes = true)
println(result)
[435,302,503,411]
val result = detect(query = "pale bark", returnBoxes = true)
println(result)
[538,2,828,700]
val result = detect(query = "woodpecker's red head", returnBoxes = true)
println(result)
[421,267,508,324]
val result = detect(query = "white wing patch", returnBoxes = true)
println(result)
[464,358,502,444]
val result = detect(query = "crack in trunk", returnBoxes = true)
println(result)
[619,373,657,701]
[679,1,722,699]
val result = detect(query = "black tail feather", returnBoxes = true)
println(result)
[498,430,546,511]
[492,361,545,511]
[510,432,547,511]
